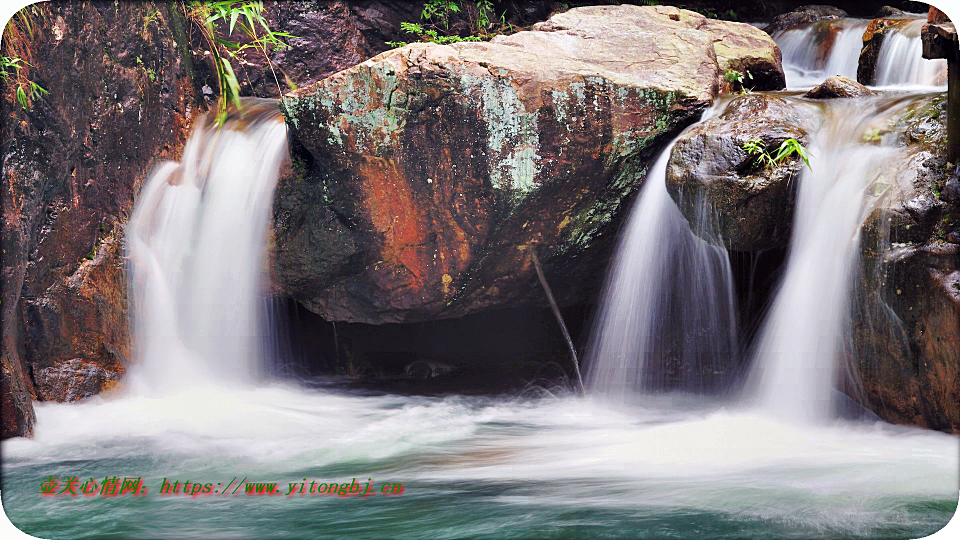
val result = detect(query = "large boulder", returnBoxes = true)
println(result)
[276,5,786,324]
[854,94,960,433]
[804,75,876,98]
[665,94,820,252]
[766,5,848,35]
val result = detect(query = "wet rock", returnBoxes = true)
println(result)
[875,6,908,18]
[33,359,123,402]
[1,2,204,437]
[857,17,913,85]
[854,94,960,433]
[22,234,130,400]
[805,75,877,98]
[666,94,820,251]
[277,5,785,324]
[226,1,420,98]
[766,5,848,35]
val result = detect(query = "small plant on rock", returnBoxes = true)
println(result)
[724,69,753,94]
[1,55,48,110]
[743,138,812,170]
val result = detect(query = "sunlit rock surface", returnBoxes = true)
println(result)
[805,75,876,98]
[276,5,785,324]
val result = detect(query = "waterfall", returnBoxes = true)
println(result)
[874,19,948,88]
[125,100,288,392]
[741,96,921,422]
[773,19,869,88]
[584,108,739,400]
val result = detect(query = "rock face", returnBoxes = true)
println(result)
[854,94,960,433]
[226,1,420,98]
[766,4,848,34]
[665,94,820,252]
[276,5,786,324]
[805,75,877,98]
[32,359,123,402]
[1,2,205,438]
[1,0,428,439]
[857,17,913,85]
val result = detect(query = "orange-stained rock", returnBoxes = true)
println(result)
[276,5,785,324]
[2,1,202,436]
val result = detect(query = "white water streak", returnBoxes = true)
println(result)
[585,107,738,399]
[125,102,288,393]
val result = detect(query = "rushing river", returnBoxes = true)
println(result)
[3,384,958,539]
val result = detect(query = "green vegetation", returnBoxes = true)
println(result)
[861,127,883,143]
[1,55,48,110]
[724,69,753,94]
[135,55,157,82]
[184,1,295,125]
[387,0,513,47]
[1,6,48,110]
[743,138,812,170]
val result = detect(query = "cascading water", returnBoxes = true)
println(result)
[773,19,868,88]
[584,112,739,399]
[874,19,948,88]
[741,96,920,422]
[125,100,288,392]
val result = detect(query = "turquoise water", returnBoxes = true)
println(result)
[2,383,957,539]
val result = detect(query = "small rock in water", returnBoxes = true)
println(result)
[405,359,455,379]
[804,76,876,99]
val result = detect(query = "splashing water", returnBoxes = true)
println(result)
[741,96,923,422]
[125,100,288,393]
